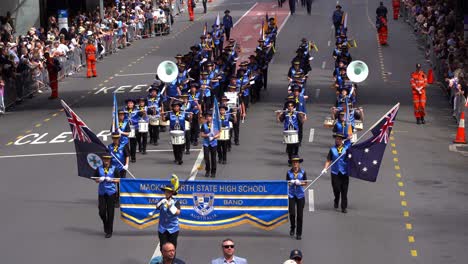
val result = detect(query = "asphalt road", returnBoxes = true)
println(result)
[1,0,467,263]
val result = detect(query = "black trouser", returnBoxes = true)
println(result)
[301,0,305,7]
[225,28,231,40]
[289,196,305,235]
[278,0,283,7]
[172,144,184,162]
[136,131,147,152]
[129,138,137,160]
[149,124,160,143]
[331,173,349,209]
[204,145,217,174]
[289,0,296,14]
[262,67,268,89]
[98,193,116,234]
[190,116,200,144]
[306,0,312,13]
[217,140,228,162]
[185,130,191,151]
[334,23,341,36]
[242,95,249,109]
[159,230,179,249]
[202,0,207,13]
[233,112,240,144]
[286,143,299,161]
[298,122,303,144]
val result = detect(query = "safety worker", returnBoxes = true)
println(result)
[410,63,428,124]
[286,155,307,240]
[161,100,191,165]
[392,0,400,20]
[218,104,236,164]
[93,154,120,238]
[322,133,349,213]
[44,52,59,99]
[376,15,388,45]
[188,0,195,21]
[156,181,181,248]
[201,111,220,178]
[85,38,97,78]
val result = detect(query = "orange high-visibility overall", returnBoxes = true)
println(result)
[410,71,427,118]
[85,43,97,78]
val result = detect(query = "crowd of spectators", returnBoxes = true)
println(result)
[0,0,180,112]
[402,0,467,114]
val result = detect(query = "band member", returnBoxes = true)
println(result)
[177,63,190,94]
[332,4,344,37]
[85,38,97,78]
[147,87,161,146]
[108,133,130,178]
[136,98,149,154]
[286,155,307,240]
[117,110,131,144]
[162,100,191,165]
[227,84,245,145]
[94,155,120,238]
[180,94,193,154]
[124,99,139,163]
[322,133,349,213]
[332,111,352,146]
[410,63,427,124]
[188,83,201,146]
[218,105,236,164]
[201,111,220,177]
[292,87,307,144]
[277,100,305,165]
[157,181,181,248]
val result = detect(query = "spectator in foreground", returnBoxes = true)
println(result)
[150,242,185,264]
[211,238,248,264]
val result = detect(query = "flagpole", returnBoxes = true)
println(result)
[304,103,400,191]
[110,151,136,179]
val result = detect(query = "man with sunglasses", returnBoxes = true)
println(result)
[211,238,248,264]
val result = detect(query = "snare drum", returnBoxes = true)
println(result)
[170,130,185,145]
[323,116,335,128]
[354,120,363,131]
[185,120,191,131]
[129,125,136,138]
[149,115,160,126]
[138,120,149,133]
[219,127,230,140]
[283,130,299,144]
[160,119,169,127]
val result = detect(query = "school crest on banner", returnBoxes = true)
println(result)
[119,179,289,231]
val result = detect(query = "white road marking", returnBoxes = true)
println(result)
[327,40,331,47]
[189,149,204,181]
[242,35,253,42]
[315,88,320,99]
[321,61,326,69]
[0,149,203,159]
[308,128,315,143]
[277,13,291,34]
[308,189,315,211]
[233,2,258,28]
[149,242,161,262]
[114,73,156,77]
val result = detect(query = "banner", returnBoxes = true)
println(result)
[119,179,289,231]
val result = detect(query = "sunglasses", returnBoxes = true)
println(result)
[293,257,302,261]
[223,245,235,249]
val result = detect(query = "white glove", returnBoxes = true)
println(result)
[321,168,328,175]
[168,199,175,206]
[295,179,302,186]
[156,198,168,208]
[209,136,214,141]
[169,204,178,215]
[118,128,124,134]
[123,164,129,170]
[148,211,155,216]
[105,176,112,182]
[98,176,105,182]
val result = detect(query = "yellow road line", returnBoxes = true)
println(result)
[398,181,404,187]
[410,250,418,257]
[400,191,405,197]
[408,236,415,243]
[6,142,13,146]
[35,124,41,128]
[406,223,412,230]
[403,211,410,217]
[401,201,407,206]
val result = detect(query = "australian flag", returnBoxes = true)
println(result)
[347,104,399,182]
[61,100,108,178]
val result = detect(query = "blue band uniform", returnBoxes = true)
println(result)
[119,179,288,230]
